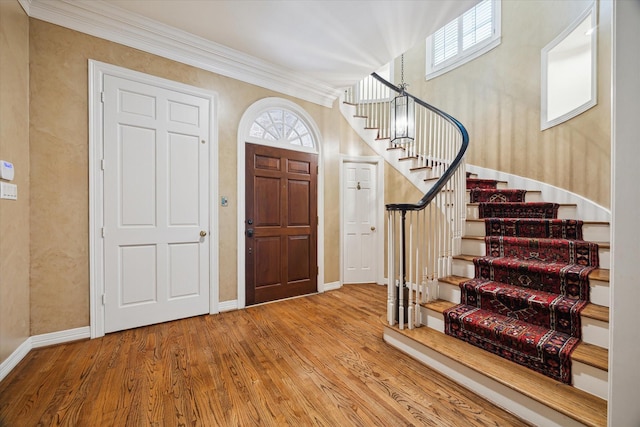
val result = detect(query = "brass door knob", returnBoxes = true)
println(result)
[200,230,207,237]
[371,226,376,231]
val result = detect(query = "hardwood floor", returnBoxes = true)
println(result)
[0,284,530,426]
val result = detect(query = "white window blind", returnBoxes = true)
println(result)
[433,20,459,65]
[427,0,501,79]
[462,0,493,50]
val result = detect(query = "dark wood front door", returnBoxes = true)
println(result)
[245,143,318,305]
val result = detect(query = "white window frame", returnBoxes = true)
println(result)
[426,0,502,80]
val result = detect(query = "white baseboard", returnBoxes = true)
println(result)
[31,326,91,349]
[218,300,238,312]
[321,281,342,292]
[0,326,91,383]
[0,338,31,383]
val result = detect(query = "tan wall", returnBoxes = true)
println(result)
[401,0,611,208]
[28,19,357,334]
[0,1,30,362]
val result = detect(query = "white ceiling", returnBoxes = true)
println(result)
[22,0,477,105]
[100,0,477,88]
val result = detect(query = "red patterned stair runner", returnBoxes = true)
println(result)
[467,178,499,190]
[444,178,598,384]
[484,218,584,239]
[478,202,559,219]
[470,189,526,203]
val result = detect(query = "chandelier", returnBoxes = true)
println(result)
[390,54,415,144]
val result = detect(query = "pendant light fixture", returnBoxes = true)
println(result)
[390,54,415,144]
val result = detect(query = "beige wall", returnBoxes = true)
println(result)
[28,19,387,335]
[400,0,611,208]
[0,1,30,361]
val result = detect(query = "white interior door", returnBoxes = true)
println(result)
[103,74,210,333]
[343,162,378,283]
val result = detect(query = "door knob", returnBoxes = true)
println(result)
[200,230,207,237]
[246,228,254,238]
[371,226,376,231]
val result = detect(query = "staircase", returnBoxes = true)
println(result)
[343,74,609,427]
[386,176,609,427]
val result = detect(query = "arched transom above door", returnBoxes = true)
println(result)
[240,98,320,154]
[249,109,315,149]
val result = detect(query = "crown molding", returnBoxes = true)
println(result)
[19,0,340,107]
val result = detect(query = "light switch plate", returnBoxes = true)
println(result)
[0,182,17,200]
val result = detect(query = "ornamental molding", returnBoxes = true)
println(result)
[19,0,340,107]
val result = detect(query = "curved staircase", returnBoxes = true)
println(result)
[386,175,609,427]
[342,73,608,426]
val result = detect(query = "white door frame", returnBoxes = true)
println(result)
[340,155,385,286]
[236,98,325,309]
[88,60,219,338]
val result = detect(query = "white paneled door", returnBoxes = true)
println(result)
[103,75,210,333]
[343,162,378,283]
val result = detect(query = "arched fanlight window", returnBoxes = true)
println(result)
[249,109,315,149]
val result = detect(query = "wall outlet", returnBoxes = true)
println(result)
[0,182,17,200]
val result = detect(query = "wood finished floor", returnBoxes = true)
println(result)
[0,284,530,426]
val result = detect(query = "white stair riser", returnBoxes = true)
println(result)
[452,258,610,308]
[466,204,577,220]
[583,223,611,242]
[590,279,610,308]
[437,281,461,303]
[419,306,608,401]
[464,221,611,244]
[572,362,608,400]
[582,317,609,349]
[460,239,610,269]
[420,306,445,332]
[465,191,542,203]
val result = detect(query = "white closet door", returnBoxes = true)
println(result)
[103,74,210,333]
[343,162,378,284]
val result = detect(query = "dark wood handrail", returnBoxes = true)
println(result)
[370,72,470,212]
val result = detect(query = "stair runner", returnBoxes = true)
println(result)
[443,180,599,384]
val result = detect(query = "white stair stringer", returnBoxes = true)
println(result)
[339,100,433,195]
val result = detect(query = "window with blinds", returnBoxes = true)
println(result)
[426,0,501,80]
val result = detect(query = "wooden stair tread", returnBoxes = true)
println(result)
[581,303,609,322]
[572,342,609,371]
[438,275,469,286]
[384,322,607,427]
[423,299,456,312]
[399,156,419,161]
[589,268,609,281]
[410,165,432,171]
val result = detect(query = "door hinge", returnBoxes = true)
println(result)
[316,165,319,174]
[102,294,106,305]
[101,227,106,237]
[100,92,105,103]
[101,159,105,170]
